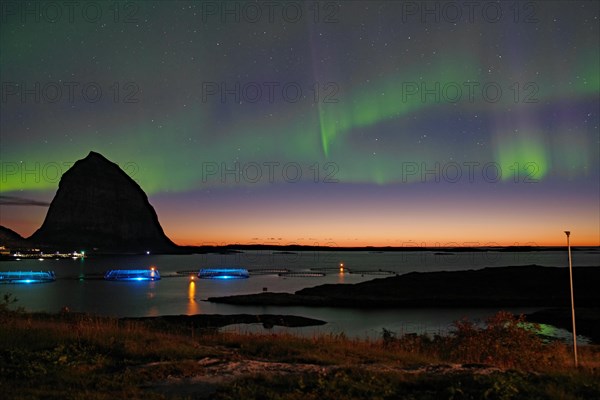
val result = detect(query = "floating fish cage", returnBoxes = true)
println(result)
[279,272,326,278]
[176,270,199,276]
[198,268,249,279]
[348,270,396,276]
[104,268,160,281]
[247,268,290,275]
[310,267,350,273]
[0,270,56,284]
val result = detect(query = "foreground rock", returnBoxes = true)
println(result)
[143,358,503,399]
[29,151,176,253]
[209,265,600,308]
[124,313,327,330]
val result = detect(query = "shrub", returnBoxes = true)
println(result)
[381,311,566,370]
[446,311,555,369]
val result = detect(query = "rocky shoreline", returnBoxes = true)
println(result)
[207,265,600,342]
[208,265,600,308]
[123,313,327,330]
[525,308,600,343]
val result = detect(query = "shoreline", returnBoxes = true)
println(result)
[123,313,327,330]
[207,265,600,342]
[3,309,599,399]
[208,265,600,308]
[2,245,599,258]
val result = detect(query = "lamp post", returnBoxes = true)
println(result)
[565,231,578,367]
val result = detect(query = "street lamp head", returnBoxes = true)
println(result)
[564,231,571,236]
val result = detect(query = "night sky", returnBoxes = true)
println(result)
[1,1,598,246]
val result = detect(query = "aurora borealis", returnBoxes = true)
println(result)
[1,1,598,246]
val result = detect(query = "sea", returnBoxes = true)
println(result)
[1,250,598,341]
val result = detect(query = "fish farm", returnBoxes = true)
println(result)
[104,268,161,281]
[198,268,250,279]
[0,270,56,284]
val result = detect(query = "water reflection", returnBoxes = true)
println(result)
[146,281,156,299]
[4,251,599,341]
[187,278,199,315]
[338,262,345,283]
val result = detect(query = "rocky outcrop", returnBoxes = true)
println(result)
[29,152,175,252]
[0,225,30,248]
[209,265,600,308]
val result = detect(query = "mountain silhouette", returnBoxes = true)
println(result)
[29,151,176,252]
[0,225,30,248]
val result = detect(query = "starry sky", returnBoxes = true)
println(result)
[1,1,599,246]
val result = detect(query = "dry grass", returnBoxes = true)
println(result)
[1,298,599,399]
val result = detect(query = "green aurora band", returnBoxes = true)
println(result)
[1,44,598,192]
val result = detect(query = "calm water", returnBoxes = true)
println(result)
[1,250,598,340]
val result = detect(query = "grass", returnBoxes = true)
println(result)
[1,294,599,399]
[217,369,600,400]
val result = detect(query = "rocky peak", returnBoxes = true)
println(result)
[29,152,176,252]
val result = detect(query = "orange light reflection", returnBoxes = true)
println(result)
[187,280,199,315]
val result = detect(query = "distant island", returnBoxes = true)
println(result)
[208,265,600,308]
[207,265,600,342]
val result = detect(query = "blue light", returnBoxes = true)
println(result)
[104,269,161,281]
[0,271,56,284]
[198,268,249,280]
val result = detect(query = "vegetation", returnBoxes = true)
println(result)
[1,295,599,399]
[380,311,572,370]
